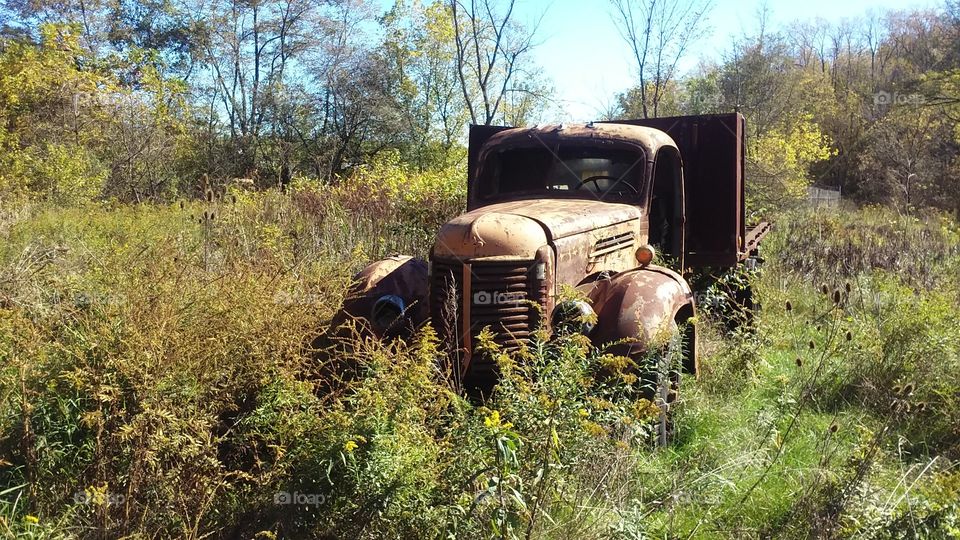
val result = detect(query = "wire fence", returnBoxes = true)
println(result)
[808,186,841,209]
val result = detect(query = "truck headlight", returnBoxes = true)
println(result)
[635,244,656,267]
[534,262,546,280]
[552,300,596,335]
[371,294,406,334]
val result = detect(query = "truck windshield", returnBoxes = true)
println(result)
[477,145,645,201]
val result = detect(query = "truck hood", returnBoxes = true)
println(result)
[467,199,641,241]
[433,199,642,260]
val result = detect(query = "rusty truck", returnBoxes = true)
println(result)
[331,112,768,420]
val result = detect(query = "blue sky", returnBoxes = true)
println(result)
[507,0,937,121]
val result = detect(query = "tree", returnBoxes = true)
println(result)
[854,105,959,213]
[449,0,547,126]
[381,1,469,169]
[192,0,332,176]
[610,0,710,118]
[747,114,835,214]
[0,25,111,202]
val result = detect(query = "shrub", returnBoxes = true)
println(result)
[2,196,959,538]
[767,206,960,289]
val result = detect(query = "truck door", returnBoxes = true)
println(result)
[649,146,685,268]
[606,113,746,267]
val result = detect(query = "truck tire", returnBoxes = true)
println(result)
[653,326,683,446]
[629,321,683,446]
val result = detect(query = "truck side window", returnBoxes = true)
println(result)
[649,148,683,257]
[496,150,553,193]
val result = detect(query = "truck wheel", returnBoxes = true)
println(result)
[728,256,763,331]
[615,329,682,447]
[657,331,683,446]
[641,323,683,447]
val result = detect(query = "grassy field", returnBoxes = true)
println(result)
[1,183,959,538]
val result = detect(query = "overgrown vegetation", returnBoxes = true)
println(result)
[1,184,958,537]
[2,0,960,538]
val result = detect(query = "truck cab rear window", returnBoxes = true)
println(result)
[478,146,645,201]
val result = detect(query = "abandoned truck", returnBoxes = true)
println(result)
[332,112,768,405]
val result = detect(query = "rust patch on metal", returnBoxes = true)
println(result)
[331,255,429,338]
[578,265,694,354]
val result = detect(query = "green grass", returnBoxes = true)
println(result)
[0,189,958,538]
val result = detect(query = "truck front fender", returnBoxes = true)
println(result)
[331,255,429,339]
[579,265,697,373]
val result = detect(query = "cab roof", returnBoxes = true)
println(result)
[481,122,679,158]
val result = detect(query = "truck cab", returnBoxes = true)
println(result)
[333,113,766,396]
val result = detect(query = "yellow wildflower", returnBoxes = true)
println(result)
[25,515,39,524]
[344,440,358,453]
[582,421,607,437]
[483,410,513,430]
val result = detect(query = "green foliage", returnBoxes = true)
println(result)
[301,151,467,257]
[381,1,471,169]
[0,200,344,536]
[0,24,192,205]
[18,143,106,204]
[747,114,836,215]
[0,25,109,203]
[765,208,960,456]
[615,7,960,215]
[1,191,959,538]
[768,206,960,288]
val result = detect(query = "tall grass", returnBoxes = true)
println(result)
[0,185,958,538]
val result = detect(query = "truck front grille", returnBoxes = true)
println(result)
[430,258,548,379]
